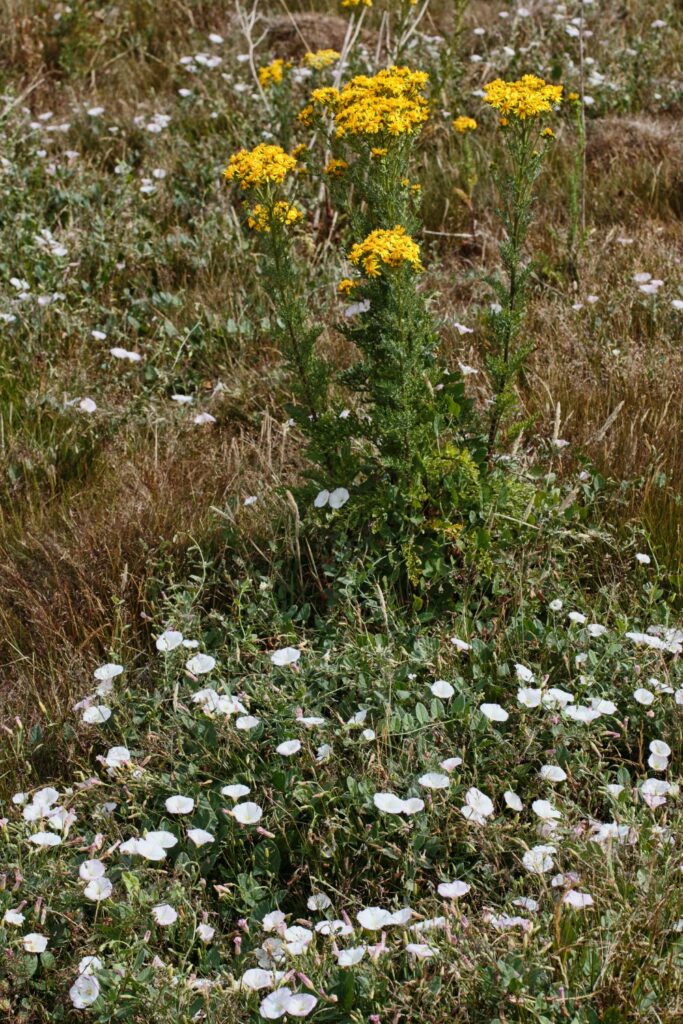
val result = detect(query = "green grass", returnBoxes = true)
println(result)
[0,1,682,1021]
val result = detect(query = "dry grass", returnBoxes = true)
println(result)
[0,412,299,737]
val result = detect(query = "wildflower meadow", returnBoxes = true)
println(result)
[1,1,682,1022]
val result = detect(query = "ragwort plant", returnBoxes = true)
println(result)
[229,66,492,599]
[482,75,563,456]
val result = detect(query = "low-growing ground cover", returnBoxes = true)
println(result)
[0,1,681,1021]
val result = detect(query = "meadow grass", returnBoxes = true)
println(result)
[0,1,681,1021]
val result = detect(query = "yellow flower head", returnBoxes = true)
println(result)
[224,144,298,189]
[341,0,372,7]
[541,127,555,138]
[298,86,341,125]
[324,158,349,176]
[304,49,341,70]
[349,225,422,278]
[483,75,563,120]
[568,91,580,102]
[453,115,477,133]
[338,277,357,296]
[328,66,429,139]
[371,147,388,158]
[258,58,290,90]
[247,201,303,232]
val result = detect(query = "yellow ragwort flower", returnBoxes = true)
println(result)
[247,201,303,232]
[258,58,290,89]
[338,278,357,296]
[371,147,388,158]
[324,158,349,176]
[453,115,478,133]
[568,91,580,102]
[341,0,372,7]
[304,49,341,70]
[224,144,298,189]
[298,86,341,125]
[349,225,422,278]
[483,75,563,120]
[541,127,555,138]
[306,66,428,139]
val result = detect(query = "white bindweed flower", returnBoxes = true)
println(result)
[549,599,563,611]
[165,794,195,815]
[504,791,523,812]
[197,923,215,942]
[460,787,494,825]
[156,629,184,652]
[84,877,113,901]
[336,945,366,966]
[262,910,287,933]
[517,687,542,708]
[152,904,178,926]
[440,756,462,772]
[633,687,655,706]
[70,974,100,1008]
[430,679,454,699]
[374,793,410,815]
[437,880,470,898]
[357,906,394,930]
[187,828,215,846]
[307,893,332,911]
[540,765,567,783]
[94,663,123,681]
[276,739,301,756]
[259,987,293,1019]
[109,346,141,362]
[480,703,509,722]
[515,664,534,683]
[418,772,450,790]
[236,715,260,731]
[3,908,25,926]
[82,705,112,725]
[329,487,349,509]
[636,552,651,565]
[270,646,300,667]
[104,746,130,769]
[532,799,561,822]
[79,859,106,881]
[231,801,263,825]
[563,890,594,909]
[23,933,48,953]
[29,831,62,847]
[186,653,216,675]
[221,784,250,800]
[522,845,555,874]
[450,637,471,652]
[78,956,103,976]
[405,942,437,958]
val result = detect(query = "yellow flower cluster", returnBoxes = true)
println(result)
[258,58,290,89]
[304,49,341,70]
[324,158,349,176]
[341,0,372,7]
[453,115,477,133]
[349,225,422,277]
[299,67,428,139]
[224,144,298,189]
[247,201,303,232]
[335,66,429,138]
[338,277,357,296]
[483,75,563,120]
